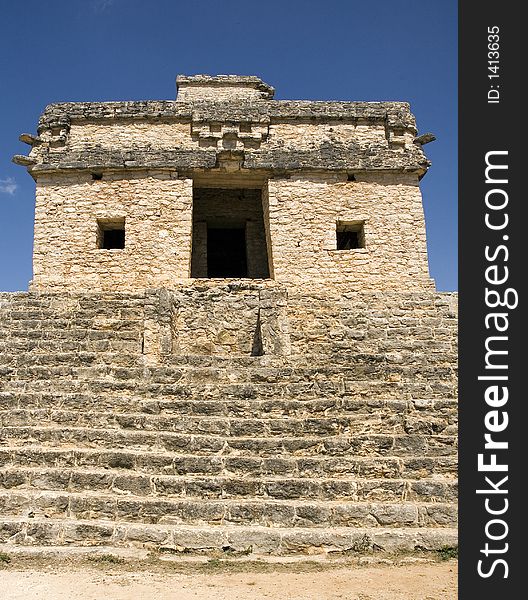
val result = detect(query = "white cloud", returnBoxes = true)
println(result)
[0,177,17,195]
[93,0,116,12]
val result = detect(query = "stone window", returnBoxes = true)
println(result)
[97,218,125,250]
[336,221,365,250]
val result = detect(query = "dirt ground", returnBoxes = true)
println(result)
[0,554,457,600]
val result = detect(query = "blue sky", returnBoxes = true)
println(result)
[0,0,457,291]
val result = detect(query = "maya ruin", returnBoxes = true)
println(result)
[1,75,458,555]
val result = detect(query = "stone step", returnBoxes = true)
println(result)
[0,384,456,412]
[0,517,458,554]
[0,318,143,330]
[0,305,449,323]
[0,446,458,479]
[0,392,458,420]
[0,339,456,367]
[0,360,457,385]
[0,377,458,400]
[0,354,456,383]
[0,306,143,316]
[287,295,456,316]
[0,361,144,382]
[162,352,458,368]
[0,323,142,337]
[0,426,458,457]
[0,347,458,367]
[0,352,143,368]
[0,323,141,335]
[0,295,145,309]
[0,309,143,322]
[0,408,457,437]
[0,304,145,318]
[0,292,145,304]
[0,346,457,367]
[0,467,458,502]
[0,299,452,315]
[0,490,457,528]
[0,335,141,353]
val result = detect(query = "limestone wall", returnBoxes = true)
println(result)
[0,287,457,364]
[267,123,389,148]
[31,169,432,292]
[67,122,192,151]
[267,173,433,291]
[166,286,456,363]
[287,291,458,357]
[32,172,193,291]
[62,119,404,154]
[168,285,290,356]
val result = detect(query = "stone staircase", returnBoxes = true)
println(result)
[0,290,457,555]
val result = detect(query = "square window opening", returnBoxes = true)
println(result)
[336,221,365,250]
[97,218,125,250]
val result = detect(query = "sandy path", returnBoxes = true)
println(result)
[1,561,457,600]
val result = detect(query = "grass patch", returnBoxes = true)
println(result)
[0,552,11,565]
[437,546,458,561]
[205,558,222,569]
[193,559,328,575]
[88,554,125,565]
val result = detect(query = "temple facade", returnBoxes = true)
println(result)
[15,75,434,293]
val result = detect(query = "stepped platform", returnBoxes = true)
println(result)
[0,287,458,555]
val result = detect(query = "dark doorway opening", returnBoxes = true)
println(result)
[191,187,270,278]
[207,227,248,278]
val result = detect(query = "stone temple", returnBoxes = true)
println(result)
[1,75,457,554]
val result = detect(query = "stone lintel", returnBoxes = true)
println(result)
[22,148,429,177]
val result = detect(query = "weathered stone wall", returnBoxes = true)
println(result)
[60,119,407,154]
[287,291,457,380]
[168,284,290,356]
[163,286,456,362]
[31,170,432,292]
[0,286,454,362]
[267,123,390,148]
[67,122,192,151]
[267,173,433,290]
[32,172,193,291]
